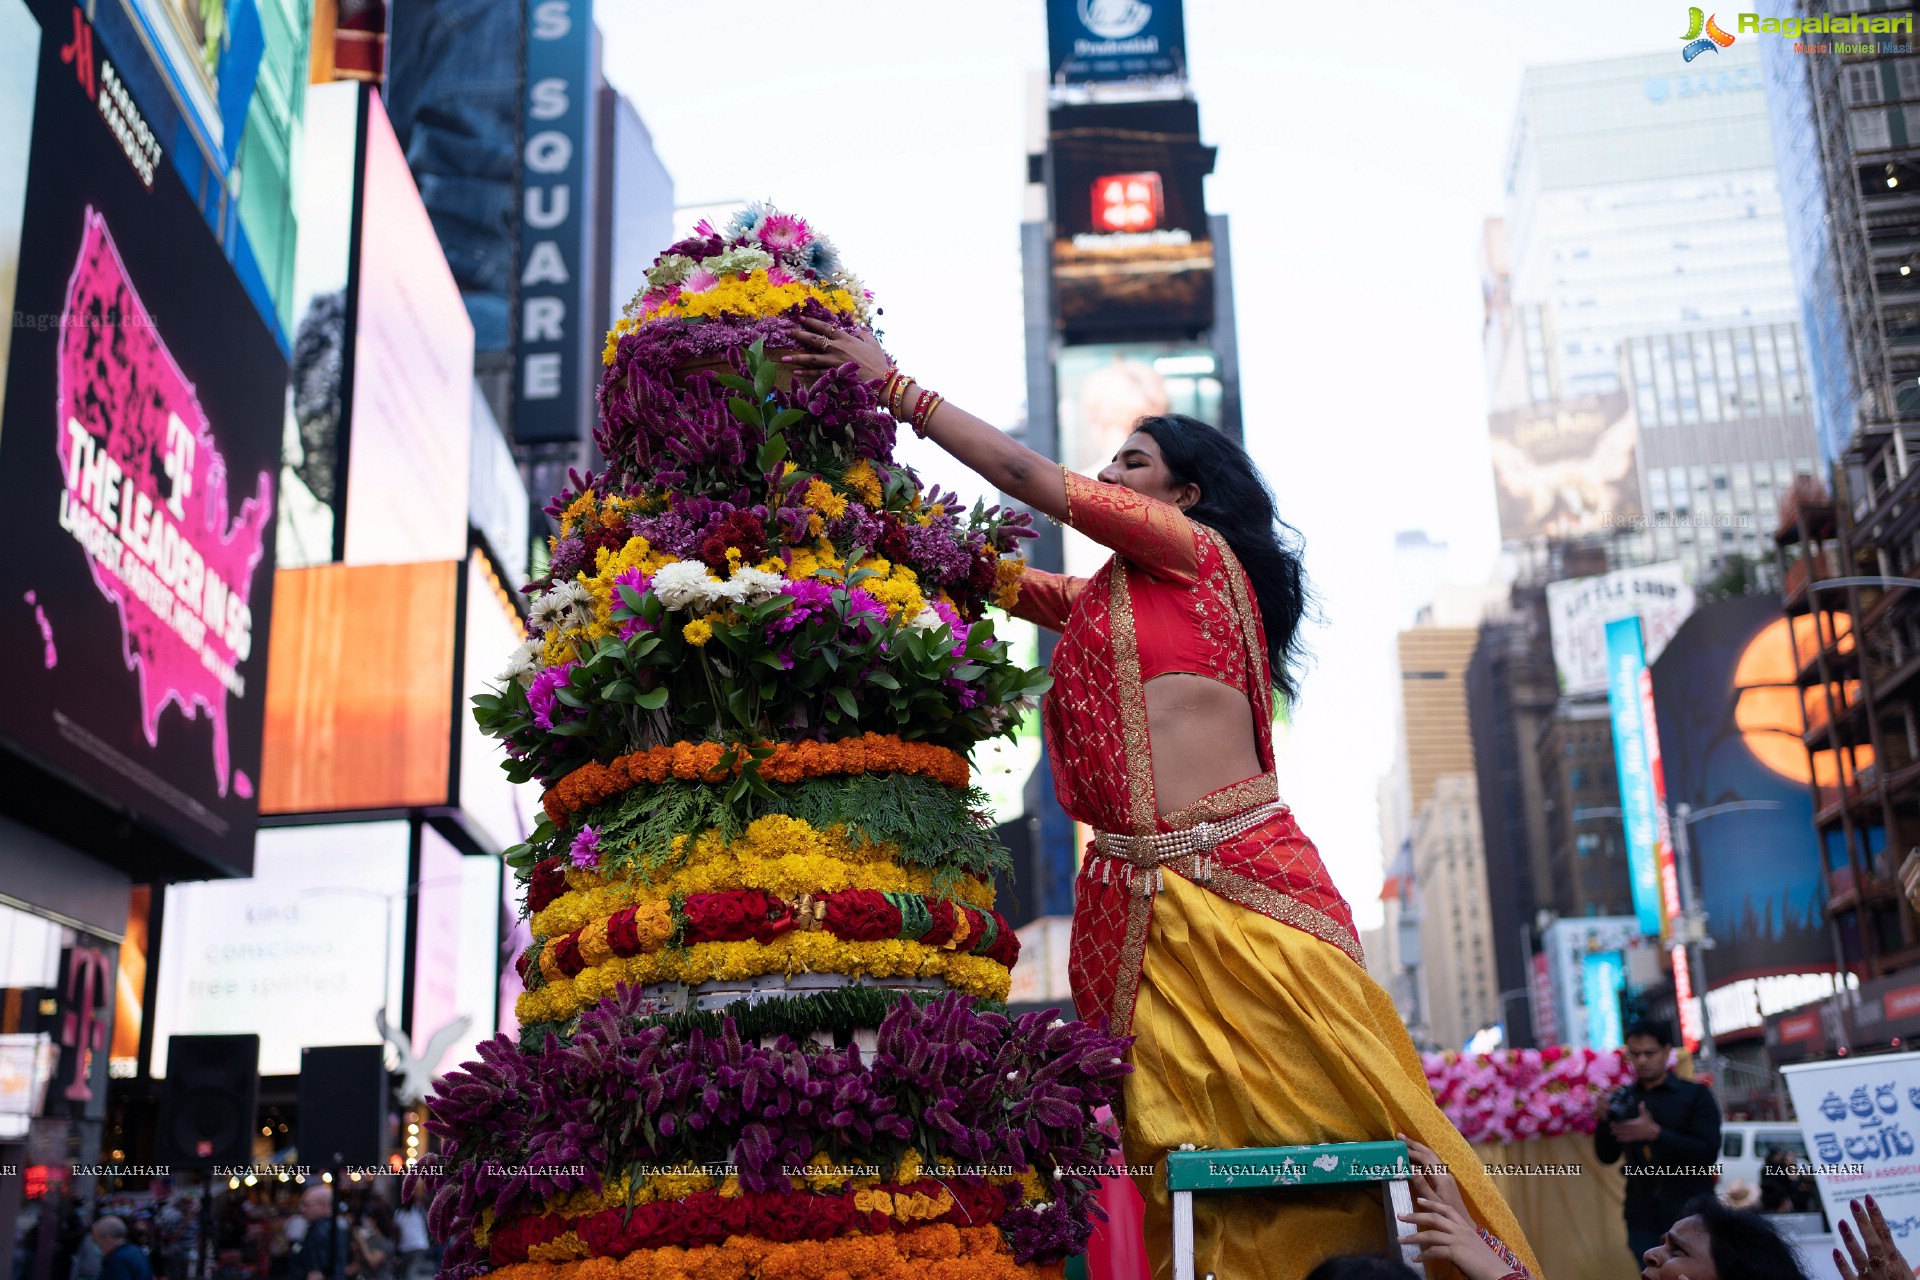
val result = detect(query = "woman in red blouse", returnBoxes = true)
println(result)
[784,319,1535,1279]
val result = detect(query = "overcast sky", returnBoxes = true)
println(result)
[599,0,1712,929]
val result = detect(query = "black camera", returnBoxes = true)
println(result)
[1606,1085,1643,1124]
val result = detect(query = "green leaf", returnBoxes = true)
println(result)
[952,664,986,680]
[770,407,807,432]
[605,681,639,704]
[753,361,776,401]
[714,373,753,393]
[867,672,901,691]
[617,583,648,615]
[756,434,789,473]
[727,398,762,429]
[554,686,588,709]
[636,687,671,710]
[831,687,859,719]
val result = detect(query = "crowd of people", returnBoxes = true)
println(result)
[13,1185,434,1280]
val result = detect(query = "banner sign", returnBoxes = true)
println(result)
[1606,617,1666,937]
[1784,1053,1920,1242]
[1546,562,1693,696]
[1046,0,1187,85]
[513,0,596,444]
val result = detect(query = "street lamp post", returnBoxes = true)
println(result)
[303,876,467,1037]
[1571,801,1782,1078]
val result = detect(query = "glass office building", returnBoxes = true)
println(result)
[1498,45,1800,405]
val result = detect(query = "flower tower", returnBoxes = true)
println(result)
[409,207,1131,1280]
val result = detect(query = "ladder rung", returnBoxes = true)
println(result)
[1165,1141,1411,1191]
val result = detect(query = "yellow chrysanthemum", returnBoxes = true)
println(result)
[843,459,884,506]
[682,619,713,647]
[636,270,858,326]
[802,478,848,520]
[994,556,1026,610]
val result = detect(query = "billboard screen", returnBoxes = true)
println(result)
[0,0,36,425]
[278,81,360,570]
[279,84,474,570]
[1049,99,1213,337]
[342,88,473,566]
[1487,391,1640,540]
[1649,595,1831,1017]
[1055,342,1222,576]
[409,826,500,1082]
[1046,0,1187,85]
[150,820,410,1077]
[458,551,540,854]
[1606,618,1666,937]
[1545,562,1695,697]
[84,0,310,343]
[259,561,459,815]
[0,16,283,876]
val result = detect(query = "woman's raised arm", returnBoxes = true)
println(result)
[781,317,1069,522]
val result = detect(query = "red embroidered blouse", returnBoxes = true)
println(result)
[1007,470,1362,1035]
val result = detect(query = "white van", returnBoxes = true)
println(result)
[1720,1121,1828,1234]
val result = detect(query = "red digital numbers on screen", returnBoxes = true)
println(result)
[1091,172,1164,233]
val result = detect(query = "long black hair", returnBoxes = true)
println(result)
[1682,1195,1811,1280]
[1131,414,1312,705]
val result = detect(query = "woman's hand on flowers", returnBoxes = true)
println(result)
[782,315,892,382]
[1397,1198,1510,1280]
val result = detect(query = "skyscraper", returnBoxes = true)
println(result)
[1622,320,1821,582]
[1495,45,1799,407]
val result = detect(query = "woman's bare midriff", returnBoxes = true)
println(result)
[1142,672,1265,817]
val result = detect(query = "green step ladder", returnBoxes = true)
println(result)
[1165,1140,1422,1280]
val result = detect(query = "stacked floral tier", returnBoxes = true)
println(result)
[410,207,1131,1280]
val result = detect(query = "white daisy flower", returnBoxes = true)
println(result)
[729,566,785,603]
[498,640,541,690]
[651,561,718,611]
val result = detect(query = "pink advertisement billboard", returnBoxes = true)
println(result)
[0,22,283,874]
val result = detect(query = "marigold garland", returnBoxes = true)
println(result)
[543,736,971,828]
[528,815,994,930]
[490,1179,1029,1265]
[514,936,1011,1024]
[525,891,1018,987]
[525,1157,1043,1224]
[484,1225,1057,1280]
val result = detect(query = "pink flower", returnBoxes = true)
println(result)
[569,825,601,870]
[766,265,795,286]
[683,267,719,293]
[756,213,811,253]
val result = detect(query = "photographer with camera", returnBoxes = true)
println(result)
[1594,1019,1723,1265]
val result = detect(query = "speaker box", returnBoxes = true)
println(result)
[297,1044,388,1168]
[157,1034,259,1168]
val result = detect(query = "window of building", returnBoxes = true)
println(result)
[1848,64,1887,106]
[1897,59,1920,102]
